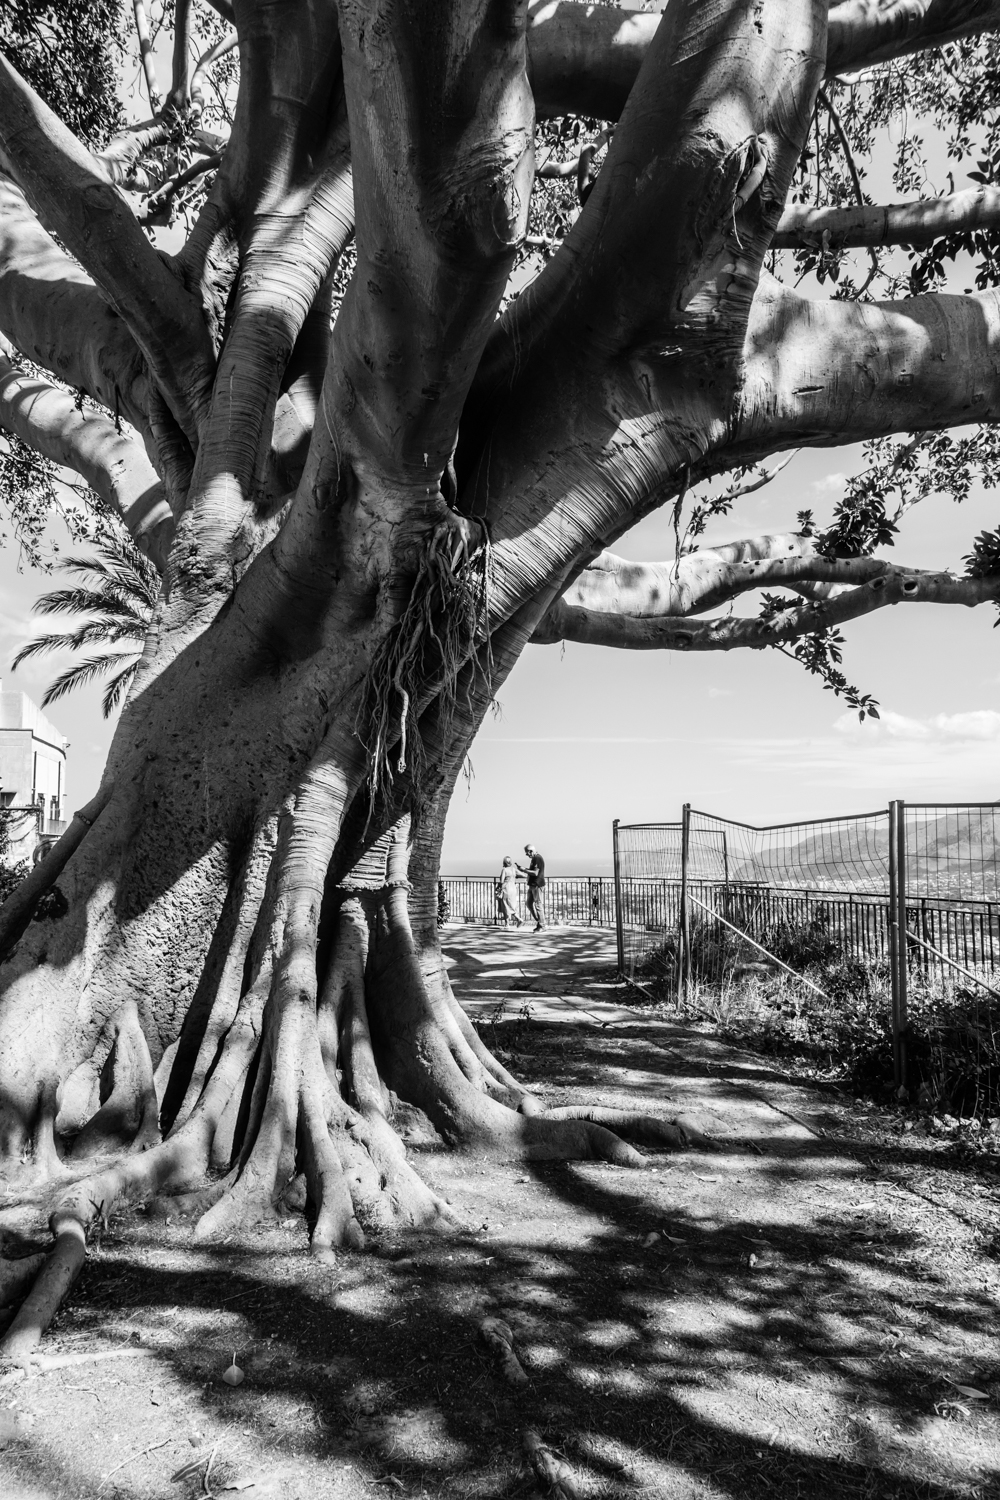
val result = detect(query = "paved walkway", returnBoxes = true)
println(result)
[442,923,839,1148]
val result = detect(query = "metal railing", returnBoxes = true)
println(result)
[440,876,617,928]
[612,802,1000,1094]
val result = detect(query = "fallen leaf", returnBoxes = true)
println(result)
[693,1174,722,1182]
[949,1382,990,1400]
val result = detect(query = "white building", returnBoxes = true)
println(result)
[0,684,69,866]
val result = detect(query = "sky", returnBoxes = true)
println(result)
[1,12,997,877]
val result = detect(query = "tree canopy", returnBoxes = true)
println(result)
[1,0,1000,1358]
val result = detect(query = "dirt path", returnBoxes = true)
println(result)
[1,926,998,1499]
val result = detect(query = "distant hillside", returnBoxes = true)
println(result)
[684,806,1000,901]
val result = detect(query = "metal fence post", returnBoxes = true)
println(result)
[888,799,909,1093]
[612,819,625,976]
[896,799,909,1093]
[678,803,691,1003]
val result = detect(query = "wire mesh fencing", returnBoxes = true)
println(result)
[613,803,1000,1112]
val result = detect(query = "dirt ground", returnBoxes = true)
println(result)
[1,925,998,1500]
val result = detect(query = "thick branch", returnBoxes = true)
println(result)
[774,185,1000,249]
[739,279,1000,452]
[0,53,215,438]
[132,1,161,113]
[0,177,151,432]
[165,3,351,589]
[538,535,895,627]
[459,0,824,635]
[170,0,194,110]
[0,354,172,569]
[526,0,1000,121]
[534,567,1000,650]
[331,0,534,477]
[276,0,536,589]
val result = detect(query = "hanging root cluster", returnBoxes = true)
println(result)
[360,515,494,823]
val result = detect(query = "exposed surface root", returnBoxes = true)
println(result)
[479,1316,529,1387]
[0,1214,86,1362]
[0,1254,45,1308]
[69,1002,159,1160]
[0,804,713,1365]
[539,1105,717,1150]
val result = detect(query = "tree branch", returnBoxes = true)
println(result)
[0,176,151,433]
[132,0,161,114]
[738,278,1000,453]
[0,52,215,439]
[459,0,825,635]
[332,0,534,477]
[0,352,172,570]
[826,0,1000,72]
[774,185,1000,249]
[546,534,894,624]
[170,0,194,111]
[533,566,1000,650]
[526,0,1000,121]
[275,0,537,589]
[165,0,352,591]
[96,118,174,187]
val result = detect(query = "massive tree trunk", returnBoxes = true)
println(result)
[1,0,999,1357]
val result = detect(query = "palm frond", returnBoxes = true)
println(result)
[57,543,158,605]
[32,588,153,623]
[13,529,158,715]
[39,653,140,708]
[100,659,140,718]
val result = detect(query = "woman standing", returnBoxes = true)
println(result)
[496,855,522,927]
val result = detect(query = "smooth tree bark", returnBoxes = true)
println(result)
[0,0,999,1351]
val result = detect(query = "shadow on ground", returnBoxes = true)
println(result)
[1,926,998,1500]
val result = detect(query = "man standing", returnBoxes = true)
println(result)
[517,843,546,931]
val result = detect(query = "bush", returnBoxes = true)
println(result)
[0,807,27,906]
[638,910,1000,1118]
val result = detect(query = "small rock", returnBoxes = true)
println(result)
[642,1232,661,1248]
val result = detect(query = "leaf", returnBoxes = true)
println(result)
[949,1382,990,1400]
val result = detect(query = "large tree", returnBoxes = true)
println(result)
[2,0,1000,1352]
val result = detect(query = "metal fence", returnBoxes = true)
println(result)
[442,802,1000,1092]
[440,876,618,928]
[614,803,1000,1091]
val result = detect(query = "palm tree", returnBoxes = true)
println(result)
[12,530,158,718]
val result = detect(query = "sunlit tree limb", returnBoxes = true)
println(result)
[774,186,1000,249]
[0,52,215,439]
[0,352,172,569]
[533,567,1000,651]
[537,536,894,627]
[526,0,1000,120]
[738,279,1000,455]
[0,177,151,432]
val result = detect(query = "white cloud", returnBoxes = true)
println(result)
[812,472,848,496]
[833,709,1000,743]
[707,687,733,699]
